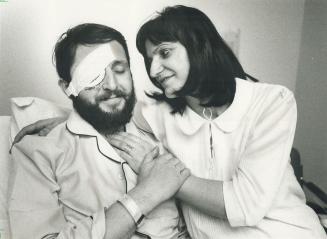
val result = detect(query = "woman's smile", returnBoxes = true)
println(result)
[157,74,174,86]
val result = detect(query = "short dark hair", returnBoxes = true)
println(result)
[136,5,249,114]
[54,23,130,84]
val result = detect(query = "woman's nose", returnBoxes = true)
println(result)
[149,57,164,78]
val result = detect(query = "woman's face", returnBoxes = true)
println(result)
[145,40,190,98]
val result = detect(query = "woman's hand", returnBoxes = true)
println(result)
[107,132,156,174]
[129,148,191,214]
[139,149,191,204]
[11,117,66,147]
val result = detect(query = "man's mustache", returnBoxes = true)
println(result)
[96,90,129,102]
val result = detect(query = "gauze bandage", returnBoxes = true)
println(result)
[65,43,117,96]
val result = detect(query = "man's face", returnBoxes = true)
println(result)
[70,41,136,134]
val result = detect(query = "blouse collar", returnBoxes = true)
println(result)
[176,78,254,135]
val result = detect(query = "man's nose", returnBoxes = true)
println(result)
[149,57,163,78]
[102,69,117,90]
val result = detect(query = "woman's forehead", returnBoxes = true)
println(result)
[145,40,177,57]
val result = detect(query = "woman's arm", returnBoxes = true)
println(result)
[11,117,67,149]
[176,176,227,218]
[134,89,297,227]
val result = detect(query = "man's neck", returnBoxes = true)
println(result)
[101,125,126,139]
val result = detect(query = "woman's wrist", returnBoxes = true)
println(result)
[175,174,195,199]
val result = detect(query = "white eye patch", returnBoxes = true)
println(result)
[64,43,117,96]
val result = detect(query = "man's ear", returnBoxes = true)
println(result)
[58,79,69,95]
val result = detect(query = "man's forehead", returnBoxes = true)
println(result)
[71,41,127,74]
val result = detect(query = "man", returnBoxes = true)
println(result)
[9,23,190,239]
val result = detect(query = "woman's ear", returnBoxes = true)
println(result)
[58,79,69,96]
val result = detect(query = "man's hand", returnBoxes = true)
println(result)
[11,117,66,151]
[107,132,156,173]
[129,148,191,215]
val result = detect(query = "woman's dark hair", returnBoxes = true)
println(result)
[136,5,254,114]
[54,23,130,84]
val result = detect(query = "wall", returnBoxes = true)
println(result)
[294,0,327,192]
[0,0,304,115]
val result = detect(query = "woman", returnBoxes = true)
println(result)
[109,5,325,238]
[13,5,325,238]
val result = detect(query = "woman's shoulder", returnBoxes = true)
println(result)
[235,79,296,124]
[244,81,296,122]
[255,81,293,95]
[246,80,295,107]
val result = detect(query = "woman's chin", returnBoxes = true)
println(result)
[164,90,178,99]
[165,94,178,99]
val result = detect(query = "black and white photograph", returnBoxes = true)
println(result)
[0,0,326,238]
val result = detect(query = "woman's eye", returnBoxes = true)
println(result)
[160,49,171,58]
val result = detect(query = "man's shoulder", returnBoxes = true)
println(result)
[125,120,148,137]
[134,98,172,123]
[48,120,70,137]
[133,99,171,136]
[14,121,75,159]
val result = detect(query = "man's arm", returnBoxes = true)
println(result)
[10,135,108,239]
[9,137,189,239]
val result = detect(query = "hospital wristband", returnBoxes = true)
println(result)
[117,194,145,227]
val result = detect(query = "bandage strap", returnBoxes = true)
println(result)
[117,194,145,227]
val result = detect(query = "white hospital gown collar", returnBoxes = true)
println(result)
[176,78,254,135]
[66,110,125,163]
[66,110,100,137]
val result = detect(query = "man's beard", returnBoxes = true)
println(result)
[72,88,136,135]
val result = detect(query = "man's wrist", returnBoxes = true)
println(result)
[117,194,145,227]
[128,184,159,215]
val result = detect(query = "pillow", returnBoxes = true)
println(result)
[9,97,71,142]
[2,97,70,237]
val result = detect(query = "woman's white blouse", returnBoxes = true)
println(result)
[133,79,325,238]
